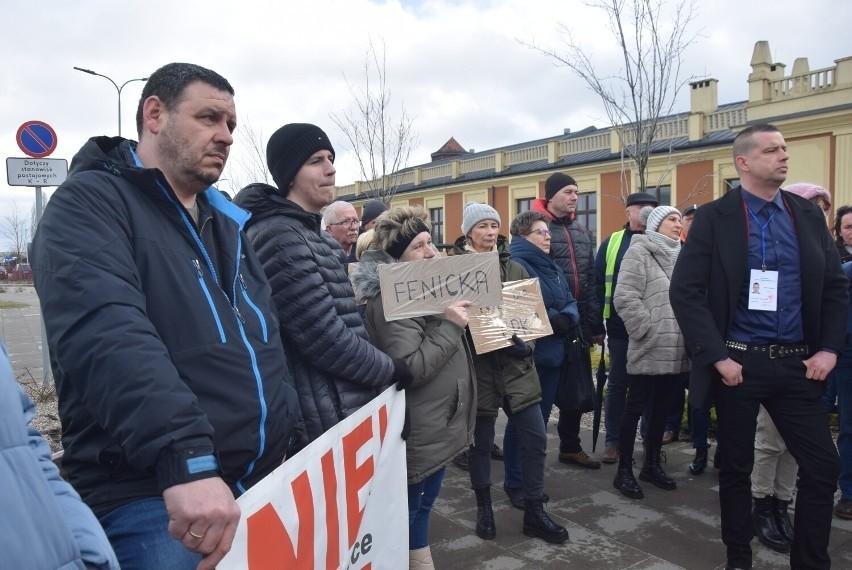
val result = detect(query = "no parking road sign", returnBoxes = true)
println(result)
[16,120,58,158]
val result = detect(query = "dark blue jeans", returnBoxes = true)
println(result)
[832,336,852,499]
[503,364,559,488]
[475,404,546,499]
[408,467,446,549]
[664,372,691,435]
[604,337,629,446]
[98,497,202,570]
[691,405,712,450]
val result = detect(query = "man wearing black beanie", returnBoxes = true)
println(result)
[234,123,413,450]
[531,172,606,470]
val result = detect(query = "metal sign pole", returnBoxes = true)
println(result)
[34,185,51,388]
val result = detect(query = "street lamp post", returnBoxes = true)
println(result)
[73,67,148,137]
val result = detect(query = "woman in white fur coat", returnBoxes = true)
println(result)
[612,205,690,500]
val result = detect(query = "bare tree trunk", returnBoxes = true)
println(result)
[330,37,419,203]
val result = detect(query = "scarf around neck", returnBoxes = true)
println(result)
[646,230,681,263]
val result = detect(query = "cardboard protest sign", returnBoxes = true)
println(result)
[468,278,553,354]
[378,251,502,321]
[219,387,409,570]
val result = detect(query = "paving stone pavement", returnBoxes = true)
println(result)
[430,419,852,569]
[2,284,851,569]
[430,414,852,570]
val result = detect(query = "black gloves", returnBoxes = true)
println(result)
[550,313,575,335]
[401,407,411,441]
[503,334,532,359]
[393,358,414,391]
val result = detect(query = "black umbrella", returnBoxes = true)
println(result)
[592,348,607,453]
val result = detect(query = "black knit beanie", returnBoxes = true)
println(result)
[266,123,335,195]
[544,172,577,200]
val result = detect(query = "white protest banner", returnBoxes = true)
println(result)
[218,387,408,570]
[468,278,553,354]
[378,251,502,321]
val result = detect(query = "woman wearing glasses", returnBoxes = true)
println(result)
[503,211,580,506]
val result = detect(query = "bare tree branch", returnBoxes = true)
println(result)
[522,0,698,200]
[2,202,30,260]
[223,118,270,197]
[330,37,419,203]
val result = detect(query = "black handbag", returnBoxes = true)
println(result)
[555,327,595,413]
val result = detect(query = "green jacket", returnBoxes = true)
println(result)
[352,250,476,484]
[452,236,542,416]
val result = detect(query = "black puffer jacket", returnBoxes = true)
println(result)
[31,137,299,516]
[235,184,395,447]
[532,198,605,340]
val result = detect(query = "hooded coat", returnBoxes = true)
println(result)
[234,183,395,447]
[30,137,299,515]
[351,249,476,483]
[451,236,542,415]
[509,235,580,368]
[613,234,689,376]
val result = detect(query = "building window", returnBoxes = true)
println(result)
[430,207,444,245]
[646,186,671,206]
[724,178,740,192]
[516,198,532,214]
[575,192,597,243]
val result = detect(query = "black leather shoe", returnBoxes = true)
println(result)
[613,458,644,499]
[639,450,677,490]
[523,497,568,544]
[689,447,708,475]
[753,496,791,553]
[490,443,504,461]
[773,496,794,543]
[473,485,496,540]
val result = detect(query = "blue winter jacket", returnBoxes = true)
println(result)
[31,137,299,516]
[510,236,580,368]
[0,341,119,569]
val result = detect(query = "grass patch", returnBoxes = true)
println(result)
[0,300,29,309]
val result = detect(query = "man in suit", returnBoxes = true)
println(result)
[670,123,847,569]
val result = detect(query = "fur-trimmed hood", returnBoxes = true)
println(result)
[351,249,397,301]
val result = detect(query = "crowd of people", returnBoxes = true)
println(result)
[7,61,851,570]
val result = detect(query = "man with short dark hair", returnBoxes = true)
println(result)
[532,172,605,469]
[31,63,300,569]
[235,123,412,451]
[594,191,658,464]
[670,123,846,569]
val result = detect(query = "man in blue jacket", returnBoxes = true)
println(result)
[31,63,299,570]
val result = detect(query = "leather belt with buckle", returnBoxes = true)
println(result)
[725,340,809,359]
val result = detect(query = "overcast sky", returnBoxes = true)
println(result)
[1,0,848,250]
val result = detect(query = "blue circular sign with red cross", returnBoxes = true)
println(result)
[16,121,58,158]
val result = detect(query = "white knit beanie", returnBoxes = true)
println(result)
[644,205,680,233]
[461,202,501,236]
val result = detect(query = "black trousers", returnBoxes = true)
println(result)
[715,350,839,569]
[617,373,681,460]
